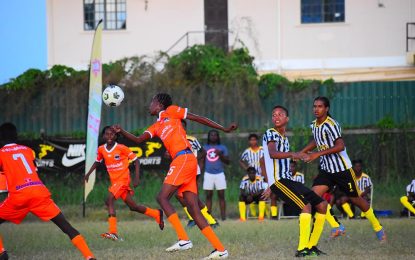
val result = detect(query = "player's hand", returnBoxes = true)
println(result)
[303,152,320,163]
[111,124,122,133]
[261,187,271,200]
[84,175,89,183]
[164,150,172,159]
[224,123,238,133]
[214,149,223,156]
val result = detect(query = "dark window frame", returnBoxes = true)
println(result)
[301,0,345,24]
[83,0,127,31]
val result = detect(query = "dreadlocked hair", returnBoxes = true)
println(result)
[207,130,221,145]
[153,93,172,110]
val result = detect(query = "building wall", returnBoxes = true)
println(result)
[47,0,415,71]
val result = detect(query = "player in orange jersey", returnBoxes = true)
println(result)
[113,93,237,259]
[0,122,95,260]
[85,126,164,241]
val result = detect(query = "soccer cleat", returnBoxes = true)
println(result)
[204,249,229,259]
[330,224,346,238]
[165,240,193,252]
[376,228,387,242]
[295,249,309,257]
[158,209,165,230]
[239,218,246,222]
[308,246,327,256]
[187,220,196,228]
[100,232,123,241]
[0,251,9,260]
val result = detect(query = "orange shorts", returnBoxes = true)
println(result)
[108,182,133,201]
[0,193,61,224]
[165,153,198,197]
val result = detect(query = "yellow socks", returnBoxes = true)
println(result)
[183,207,193,221]
[326,204,340,228]
[298,213,312,251]
[201,206,217,225]
[364,207,383,232]
[400,196,415,214]
[249,203,257,217]
[239,202,247,221]
[271,205,278,217]
[308,212,326,248]
[258,201,266,220]
[342,203,354,218]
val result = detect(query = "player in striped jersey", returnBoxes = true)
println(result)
[238,167,268,221]
[175,120,218,228]
[261,105,328,257]
[239,134,264,176]
[239,134,265,217]
[301,97,385,241]
[290,161,305,184]
[400,179,415,215]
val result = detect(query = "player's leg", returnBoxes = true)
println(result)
[203,172,214,212]
[238,194,248,222]
[157,183,192,252]
[218,190,226,221]
[183,191,228,258]
[51,213,95,260]
[270,193,278,219]
[400,196,415,214]
[205,190,214,213]
[176,193,194,224]
[198,198,218,226]
[0,219,7,260]
[124,193,164,230]
[304,189,327,256]
[339,196,354,219]
[257,196,266,221]
[103,192,119,240]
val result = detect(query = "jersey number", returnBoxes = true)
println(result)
[13,153,33,174]
[348,182,353,192]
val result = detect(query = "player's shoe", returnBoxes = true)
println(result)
[204,249,229,259]
[0,251,9,260]
[308,246,327,256]
[376,228,387,242]
[100,232,123,241]
[239,218,246,222]
[165,240,193,252]
[295,249,309,257]
[187,220,196,228]
[330,223,346,238]
[157,209,165,230]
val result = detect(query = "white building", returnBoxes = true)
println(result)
[47,0,415,81]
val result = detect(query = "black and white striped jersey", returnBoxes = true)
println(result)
[311,116,352,173]
[406,179,415,196]
[240,147,264,175]
[262,128,292,184]
[292,172,305,184]
[356,173,372,193]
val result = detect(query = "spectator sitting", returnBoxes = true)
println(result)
[400,179,415,217]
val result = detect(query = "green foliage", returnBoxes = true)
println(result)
[3,69,45,90]
[377,115,396,129]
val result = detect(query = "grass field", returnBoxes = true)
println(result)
[1,217,414,259]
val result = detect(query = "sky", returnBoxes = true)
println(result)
[0,0,47,84]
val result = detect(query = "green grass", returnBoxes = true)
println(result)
[1,218,414,259]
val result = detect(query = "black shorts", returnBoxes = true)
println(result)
[240,193,262,204]
[313,168,360,197]
[270,179,323,210]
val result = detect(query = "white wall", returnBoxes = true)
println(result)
[47,0,415,71]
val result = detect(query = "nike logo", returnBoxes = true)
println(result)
[62,154,85,167]
[179,242,191,247]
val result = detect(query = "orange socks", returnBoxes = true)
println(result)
[71,235,94,259]
[109,216,117,234]
[0,234,4,253]
[167,213,189,241]
[201,226,225,252]
[145,208,160,223]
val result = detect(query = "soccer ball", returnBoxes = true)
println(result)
[102,85,124,107]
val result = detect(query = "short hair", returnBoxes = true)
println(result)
[247,167,256,173]
[272,105,289,116]
[101,126,119,141]
[352,159,363,165]
[153,93,172,110]
[248,134,259,140]
[0,122,18,143]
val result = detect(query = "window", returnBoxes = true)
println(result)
[301,0,345,24]
[84,0,126,30]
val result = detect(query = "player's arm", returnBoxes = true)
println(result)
[197,148,206,173]
[186,112,237,133]
[239,158,249,171]
[303,138,345,163]
[300,139,317,153]
[216,149,230,165]
[133,158,141,188]
[259,157,268,183]
[85,161,100,182]
[361,186,371,198]
[267,141,302,160]
[112,125,151,144]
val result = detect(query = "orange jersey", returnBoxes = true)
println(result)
[145,105,191,158]
[0,172,7,191]
[96,143,137,184]
[0,143,49,196]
